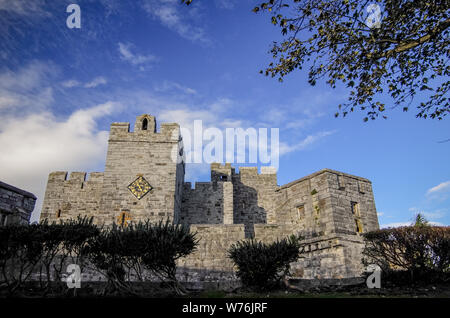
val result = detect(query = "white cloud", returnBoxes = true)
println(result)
[381,221,443,228]
[0,0,50,17]
[62,77,108,89]
[62,79,81,88]
[0,61,55,112]
[0,102,120,223]
[142,0,210,44]
[408,207,446,220]
[214,0,236,10]
[279,130,336,155]
[118,42,158,69]
[380,222,413,228]
[154,81,197,95]
[84,76,107,88]
[427,181,450,195]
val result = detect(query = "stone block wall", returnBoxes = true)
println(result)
[40,172,103,223]
[326,171,379,234]
[100,116,183,225]
[0,181,36,225]
[232,166,278,237]
[180,182,233,224]
[274,171,333,239]
[178,224,245,272]
[253,225,366,279]
[41,115,185,226]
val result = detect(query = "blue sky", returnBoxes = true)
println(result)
[0,0,449,226]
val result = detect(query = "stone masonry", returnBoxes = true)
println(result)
[0,180,36,226]
[40,114,380,281]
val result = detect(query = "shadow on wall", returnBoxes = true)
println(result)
[232,178,267,239]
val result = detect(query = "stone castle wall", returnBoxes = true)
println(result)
[0,181,36,225]
[41,115,184,226]
[40,172,103,223]
[180,182,233,225]
[39,114,380,281]
[100,115,183,225]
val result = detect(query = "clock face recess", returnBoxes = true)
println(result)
[127,176,152,200]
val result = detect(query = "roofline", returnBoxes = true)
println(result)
[277,168,371,191]
[0,180,37,199]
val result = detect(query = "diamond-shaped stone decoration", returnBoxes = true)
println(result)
[127,176,152,200]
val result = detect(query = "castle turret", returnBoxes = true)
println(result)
[101,114,184,225]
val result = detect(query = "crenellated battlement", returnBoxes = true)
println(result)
[47,171,104,183]
[235,166,277,186]
[183,181,223,191]
[109,114,180,143]
[210,163,232,170]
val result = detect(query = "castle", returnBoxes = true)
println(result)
[40,114,379,281]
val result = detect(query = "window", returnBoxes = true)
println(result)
[355,219,363,233]
[351,202,360,217]
[56,209,61,218]
[117,211,131,227]
[220,175,228,181]
[0,213,7,226]
[142,118,148,130]
[297,205,305,219]
[351,202,363,234]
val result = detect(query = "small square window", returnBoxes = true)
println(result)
[297,205,305,219]
[117,211,132,227]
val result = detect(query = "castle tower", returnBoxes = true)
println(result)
[100,114,184,225]
[40,114,185,225]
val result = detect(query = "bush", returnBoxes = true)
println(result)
[0,217,99,295]
[363,226,450,284]
[83,220,198,295]
[0,224,43,294]
[228,235,301,291]
[0,218,197,296]
[137,220,198,294]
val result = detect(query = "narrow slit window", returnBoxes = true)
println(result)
[297,205,305,219]
[355,219,363,233]
[142,118,148,130]
[351,202,360,217]
[56,209,61,218]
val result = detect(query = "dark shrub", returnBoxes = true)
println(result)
[363,226,450,284]
[137,220,198,295]
[83,220,197,295]
[228,235,301,291]
[0,217,99,295]
[0,224,43,294]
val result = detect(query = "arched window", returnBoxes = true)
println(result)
[142,118,148,130]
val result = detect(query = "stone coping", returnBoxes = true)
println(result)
[0,180,36,199]
[277,168,371,191]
